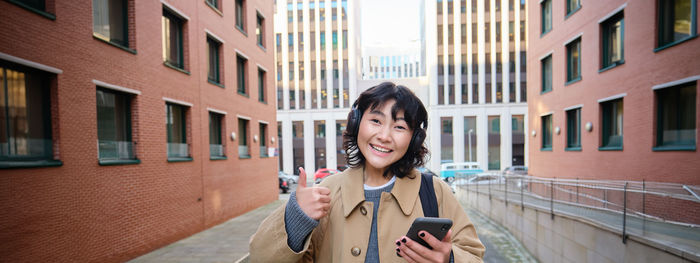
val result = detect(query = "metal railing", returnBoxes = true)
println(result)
[453,173,700,257]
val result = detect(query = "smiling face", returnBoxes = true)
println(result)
[356,99,414,173]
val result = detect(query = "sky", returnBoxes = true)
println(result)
[360,0,422,47]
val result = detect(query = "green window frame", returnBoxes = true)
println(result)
[601,12,625,70]
[237,55,248,95]
[541,0,552,35]
[0,61,57,166]
[654,82,697,151]
[163,7,185,70]
[258,68,266,102]
[657,0,697,51]
[207,37,221,85]
[566,38,581,84]
[238,118,250,158]
[256,13,264,47]
[541,54,552,93]
[166,103,190,159]
[205,0,218,10]
[7,0,55,20]
[541,114,553,151]
[97,88,137,163]
[209,112,225,159]
[600,99,623,150]
[236,0,246,32]
[566,0,581,17]
[566,108,581,150]
[92,0,130,48]
[260,122,268,157]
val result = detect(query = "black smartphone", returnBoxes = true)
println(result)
[405,217,453,249]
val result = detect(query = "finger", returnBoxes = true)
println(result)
[298,167,307,188]
[419,230,443,250]
[441,229,452,242]
[317,194,331,203]
[399,240,430,263]
[397,248,416,263]
[315,186,331,196]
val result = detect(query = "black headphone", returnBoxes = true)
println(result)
[347,101,426,152]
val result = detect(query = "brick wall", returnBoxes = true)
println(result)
[0,0,278,261]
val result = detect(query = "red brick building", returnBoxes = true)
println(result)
[0,0,277,261]
[527,0,700,184]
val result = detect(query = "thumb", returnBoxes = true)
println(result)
[298,167,307,188]
[442,229,452,242]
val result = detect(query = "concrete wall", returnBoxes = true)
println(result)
[456,189,696,263]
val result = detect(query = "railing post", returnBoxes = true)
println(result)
[551,178,555,220]
[576,177,579,203]
[505,176,508,206]
[489,175,492,200]
[623,182,628,244]
[642,179,646,215]
[521,177,524,211]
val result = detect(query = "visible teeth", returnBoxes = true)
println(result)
[371,144,391,153]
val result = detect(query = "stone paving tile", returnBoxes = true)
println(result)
[466,208,539,263]
[129,200,284,263]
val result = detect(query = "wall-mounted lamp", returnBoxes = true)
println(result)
[230,132,236,141]
[271,137,276,144]
[555,126,561,135]
[531,130,537,137]
[253,135,259,143]
[585,122,593,132]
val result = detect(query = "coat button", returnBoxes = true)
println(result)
[360,206,367,215]
[351,247,362,256]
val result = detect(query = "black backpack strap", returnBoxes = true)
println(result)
[419,173,439,217]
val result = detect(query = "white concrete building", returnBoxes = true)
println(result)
[425,0,529,171]
[275,0,530,175]
[274,0,362,175]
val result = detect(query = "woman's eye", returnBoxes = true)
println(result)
[395,125,407,130]
[370,119,380,124]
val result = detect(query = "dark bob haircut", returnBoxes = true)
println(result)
[343,82,429,178]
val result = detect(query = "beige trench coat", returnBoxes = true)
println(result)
[249,167,485,262]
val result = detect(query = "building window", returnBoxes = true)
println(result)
[260,122,268,157]
[258,68,266,102]
[163,7,185,70]
[237,55,247,95]
[566,0,581,16]
[256,13,265,47]
[207,37,222,85]
[93,0,130,48]
[205,0,219,10]
[0,62,55,164]
[166,103,189,159]
[600,99,623,150]
[314,120,326,169]
[655,82,696,150]
[8,0,54,19]
[566,38,581,83]
[488,116,500,170]
[97,88,135,162]
[541,0,552,35]
[464,117,477,162]
[209,112,225,158]
[238,118,250,158]
[541,54,552,93]
[657,0,697,49]
[441,117,453,163]
[236,0,246,32]
[541,114,552,150]
[601,12,624,70]
[566,108,581,150]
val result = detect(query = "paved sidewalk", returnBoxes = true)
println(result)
[129,200,284,263]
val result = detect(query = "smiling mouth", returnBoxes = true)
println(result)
[370,144,393,153]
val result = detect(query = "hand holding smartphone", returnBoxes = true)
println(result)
[405,217,453,249]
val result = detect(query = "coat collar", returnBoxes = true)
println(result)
[341,166,421,217]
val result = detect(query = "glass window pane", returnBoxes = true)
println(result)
[97,89,133,159]
[92,0,128,46]
[336,120,347,169]
[464,117,477,162]
[0,65,53,159]
[488,116,500,170]
[512,115,525,165]
[601,99,623,148]
[239,118,250,157]
[441,117,453,163]
[167,103,188,157]
[657,83,696,146]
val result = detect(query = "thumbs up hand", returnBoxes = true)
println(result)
[295,167,332,220]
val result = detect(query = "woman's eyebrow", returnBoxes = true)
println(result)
[369,110,385,116]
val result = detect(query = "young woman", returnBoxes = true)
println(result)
[250,82,484,262]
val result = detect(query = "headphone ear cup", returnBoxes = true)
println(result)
[410,129,426,151]
[348,108,361,136]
